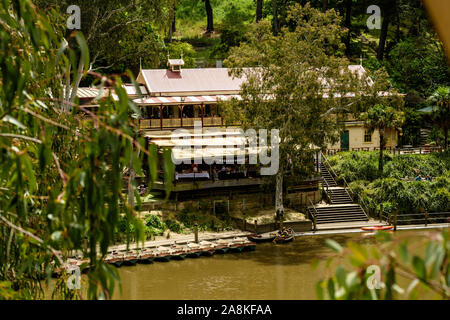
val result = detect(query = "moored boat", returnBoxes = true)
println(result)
[214,245,229,254]
[273,228,295,244]
[170,244,189,260]
[186,243,202,258]
[122,252,139,266]
[361,225,394,231]
[247,232,277,243]
[243,241,257,251]
[105,252,125,267]
[228,237,247,252]
[154,247,173,262]
[138,250,155,264]
[199,241,216,256]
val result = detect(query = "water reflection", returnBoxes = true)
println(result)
[114,233,378,300]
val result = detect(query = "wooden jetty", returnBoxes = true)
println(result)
[102,237,257,267]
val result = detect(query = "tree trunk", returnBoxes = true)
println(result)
[204,0,214,33]
[168,4,176,42]
[272,0,279,35]
[172,7,176,33]
[379,129,385,173]
[395,4,400,43]
[256,0,263,22]
[128,167,136,208]
[128,146,136,208]
[275,172,284,223]
[322,0,328,12]
[344,0,352,57]
[445,127,449,149]
[377,2,393,61]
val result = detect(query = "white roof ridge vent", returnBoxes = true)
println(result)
[167,52,184,72]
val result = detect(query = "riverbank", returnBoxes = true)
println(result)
[295,222,450,236]
[108,220,450,253]
[113,229,441,300]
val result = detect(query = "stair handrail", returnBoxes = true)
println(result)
[321,151,370,219]
[322,177,333,204]
[320,152,338,183]
[321,151,354,199]
[307,197,318,231]
[355,192,370,219]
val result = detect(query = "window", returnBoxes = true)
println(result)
[364,129,372,143]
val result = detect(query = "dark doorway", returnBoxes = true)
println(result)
[340,130,349,150]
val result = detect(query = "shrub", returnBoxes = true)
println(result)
[329,151,449,182]
[176,209,229,231]
[165,218,183,233]
[145,214,166,230]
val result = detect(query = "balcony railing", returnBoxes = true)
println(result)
[139,116,223,130]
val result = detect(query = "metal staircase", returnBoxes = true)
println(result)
[308,153,369,226]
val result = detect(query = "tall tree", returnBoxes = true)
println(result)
[168,2,178,42]
[427,86,450,149]
[34,0,174,72]
[322,0,328,12]
[204,0,214,33]
[224,4,377,221]
[343,0,352,57]
[361,104,405,173]
[256,0,264,22]
[377,0,396,61]
[272,0,279,35]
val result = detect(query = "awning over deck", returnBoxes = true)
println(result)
[146,128,269,163]
[133,95,243,106]
[134,91,399,106]
[151,137,246,148]
[171,146,267,163]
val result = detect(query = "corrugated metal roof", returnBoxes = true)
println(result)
[139,68,246,95]
[138,65,373,96]
[77,86,146,100]
[123,85,148,96]
[77,88,100,98]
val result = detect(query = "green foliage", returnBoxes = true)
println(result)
[165,218,183,233]
[330,151,450,215]
[318,229,450,299]
[211,2,252,59]
[427,86,450,148]
[401,108,422,146]
[0,0,166,300]
[34,0,176,74]
[145,214,166,230]
[388,38,450,97]
[328,151,380,182]
[329,151,450,182]
[161,41,197,68]
[176,209,229,231]
[360,104,405,172]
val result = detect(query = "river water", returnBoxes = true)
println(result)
[113,232,385,300]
